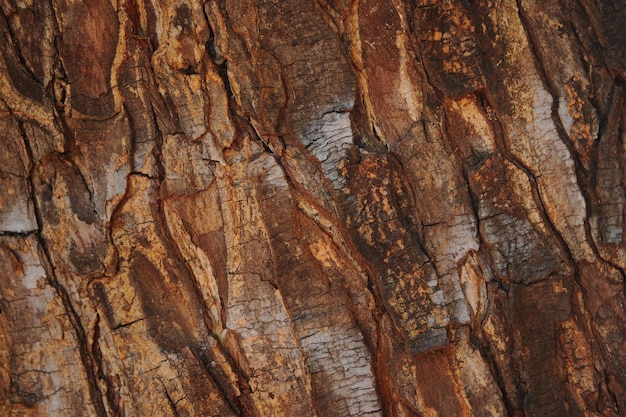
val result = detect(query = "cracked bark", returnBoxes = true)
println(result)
[1,0,625,416]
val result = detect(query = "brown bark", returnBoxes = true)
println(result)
[1,0,625,416]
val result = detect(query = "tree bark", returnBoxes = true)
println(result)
[1,0,625,416]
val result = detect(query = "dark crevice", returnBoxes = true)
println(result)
[152,150,251,416]
[386,152,431,263]
[205,18,233,100]
[567,8,610,117]
[190,347,249,417]
[476,82,625,415]
[261,276,279,291]
[588,87,626,276]
[0,230,36,237]
[122,100,140,176]
[149,91,166,185]
[212,190,230,331]
[460,160,506,294]
[155,253,248,416]
[285,168,389,323]
[92,313,121,417]
[603,371,622,415]
[60,147,101,223]
[514,0,625,280]
[110,317,146,330]
[178,65,198,75]
[162,383,182,417]
[202,5,279,160]
[249,121,275,155]
[16,111,109,417]
[275,153,395,364]
[128,171,156,180]
[476,89,579,274]
[476,88,583,414]
[38,249,109,417]
[0,9,43,85]
[472,331,518,417]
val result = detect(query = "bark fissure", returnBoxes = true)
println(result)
[16,119,109,417]
[1,1,625,416]
[515,0,625,280]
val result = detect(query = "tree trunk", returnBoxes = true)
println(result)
[1,0,625,416]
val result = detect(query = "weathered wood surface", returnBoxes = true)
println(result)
[1,0,625,416]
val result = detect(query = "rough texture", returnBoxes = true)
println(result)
[1,0,625,416]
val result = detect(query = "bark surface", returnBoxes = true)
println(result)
[1,0,626,416]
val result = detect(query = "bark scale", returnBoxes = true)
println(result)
[1,0,625,416]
